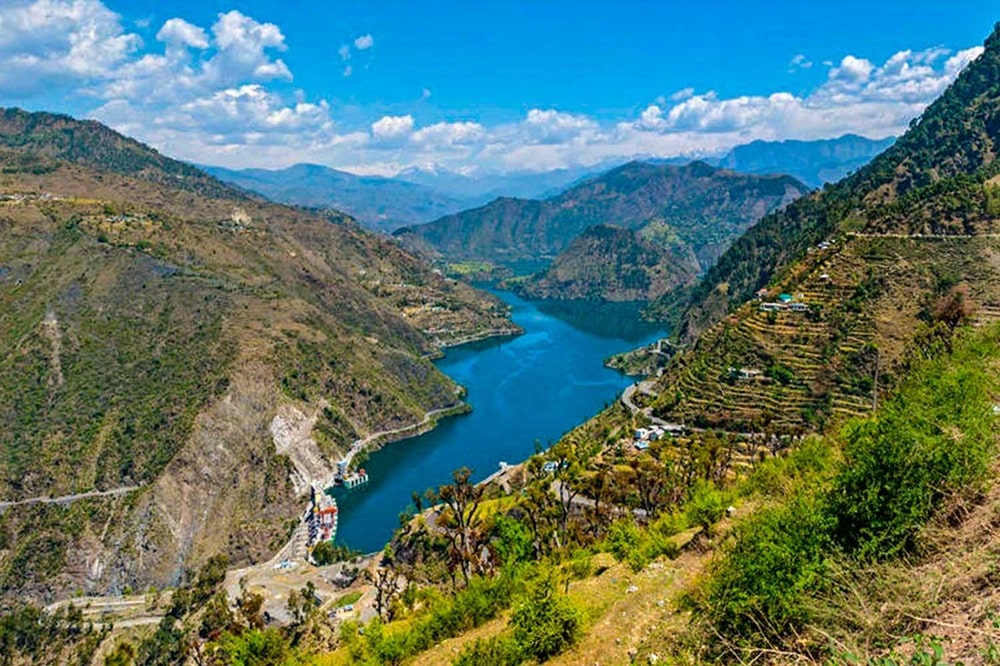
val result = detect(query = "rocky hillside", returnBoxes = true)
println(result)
[0,110,518,603]
[205,163,476,233]
[513,224,699,301]
[394,162,808,275]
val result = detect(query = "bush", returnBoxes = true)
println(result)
[605,520,648,572]
[510,575,581,662]
[452,635,523,666]
[685,480,727,536]
[830,334,996,561]
[705,493,832,644]
[213,628,290,666]
[311,540,337,565]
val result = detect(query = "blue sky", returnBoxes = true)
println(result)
[0,1,995,174]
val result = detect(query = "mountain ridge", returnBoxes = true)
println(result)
[394,161,808,283]
[204,162,477,232]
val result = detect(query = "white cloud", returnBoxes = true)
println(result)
[790,54,812,69]
[521,108,599,144]
[669,87,695,102]
[0,1,985,176]
[371,114,415,141]
[0,0,140,96]
[829,55,874,82]
[412,121,485,147]
[202,11,291,85]
[156,18,209,51]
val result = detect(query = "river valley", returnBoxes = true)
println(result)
[332,291,663,552]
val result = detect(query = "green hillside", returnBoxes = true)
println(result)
[513,224,699,301]
[0,110,517,602]
[666,24,1000,340]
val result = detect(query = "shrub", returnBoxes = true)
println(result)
[311,540,337,565]
[685,480,727,536]
[829,335,996,561]
[510,576,581,662]
[452,635,523,666]
[705,493,832,644]
[213,628,290,666]
[605,520,648,572]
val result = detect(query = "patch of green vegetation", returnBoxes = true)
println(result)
[701,323,999,653]
[446,261,495,276]
[333,591,363,608]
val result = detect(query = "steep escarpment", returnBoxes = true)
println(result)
[642,24,1000,434]
[0,110,516,602]
[669,24,1000,340]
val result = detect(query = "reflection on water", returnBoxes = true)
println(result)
[332,290,664,553]
[533,298,661,342]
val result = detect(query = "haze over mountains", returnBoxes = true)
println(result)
[3,2,999,662]
[205,134,891,236]
[715,133,896,188]
[395,161,808,301]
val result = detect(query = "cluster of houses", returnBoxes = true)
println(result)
[633,424,687,450]
[757,292,811,313]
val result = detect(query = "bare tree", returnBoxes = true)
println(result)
[426,467,486,587]
[368,566,402,622]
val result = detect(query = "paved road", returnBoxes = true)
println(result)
[621,381,670,427]
[341,404,462,469]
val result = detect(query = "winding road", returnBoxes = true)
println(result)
[341,404,465,470]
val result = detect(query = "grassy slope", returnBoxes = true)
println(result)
[308,324,997,666]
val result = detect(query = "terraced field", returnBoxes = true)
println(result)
[649,233,1000,435]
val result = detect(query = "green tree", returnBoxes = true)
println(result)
[311,540,337,566]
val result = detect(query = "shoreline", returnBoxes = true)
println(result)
[425,324,524,357]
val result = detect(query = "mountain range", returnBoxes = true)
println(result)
[396,161,807,300]
[202,163,477,233]
[4,17,1000,666]
[715,133,896,188]
[204,135,891,238]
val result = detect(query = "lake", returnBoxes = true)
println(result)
[332,291,663,553]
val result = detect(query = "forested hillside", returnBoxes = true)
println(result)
[0,110,517,603]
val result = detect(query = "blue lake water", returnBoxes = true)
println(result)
[332,291,663,552]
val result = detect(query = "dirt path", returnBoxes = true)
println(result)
[0,486,139,511]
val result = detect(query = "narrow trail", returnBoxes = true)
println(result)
[0,486,139,510]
